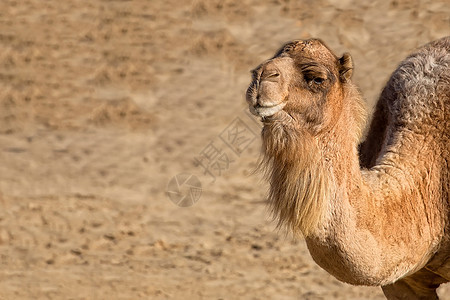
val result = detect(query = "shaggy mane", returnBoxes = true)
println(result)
[259,81,366,237]
[259,113,331,237]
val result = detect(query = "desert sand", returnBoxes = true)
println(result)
[0,0,449,299]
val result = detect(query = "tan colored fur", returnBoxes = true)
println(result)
[259,112,330,236]
[246,37,450,299]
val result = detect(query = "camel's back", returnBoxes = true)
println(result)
[360,36,449,205]
[386,36,449,179]
[387,36,449,134]
[361,37,449,168]
[358,37,450,283]
[361,36,450,280]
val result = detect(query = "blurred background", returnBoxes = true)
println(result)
[0,0,448,299]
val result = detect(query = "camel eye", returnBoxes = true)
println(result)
[304,72,325,85]
[268,73,280,78]
[313,77,324,84]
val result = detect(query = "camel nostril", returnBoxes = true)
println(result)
[262,71,280,81]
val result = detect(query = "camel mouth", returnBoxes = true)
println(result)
[250,102,286,118]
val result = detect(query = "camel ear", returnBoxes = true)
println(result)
[338,53,353,82]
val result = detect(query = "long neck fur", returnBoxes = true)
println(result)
[261,82,364,237]
[261,113,330,237]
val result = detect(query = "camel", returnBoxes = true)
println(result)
[246,37,449,299]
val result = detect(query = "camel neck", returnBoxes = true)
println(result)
[306,100,446,285]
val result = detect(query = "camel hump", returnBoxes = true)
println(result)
[419,35,450,53]
[381,36,450,131]
[359,37,449,168]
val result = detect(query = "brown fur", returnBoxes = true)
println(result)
[246,37,450,298]
[259,112,330,236]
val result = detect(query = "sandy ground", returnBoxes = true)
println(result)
[0,0,449,299]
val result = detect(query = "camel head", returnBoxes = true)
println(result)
[246,39,359,236]
[246,39,354,135]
